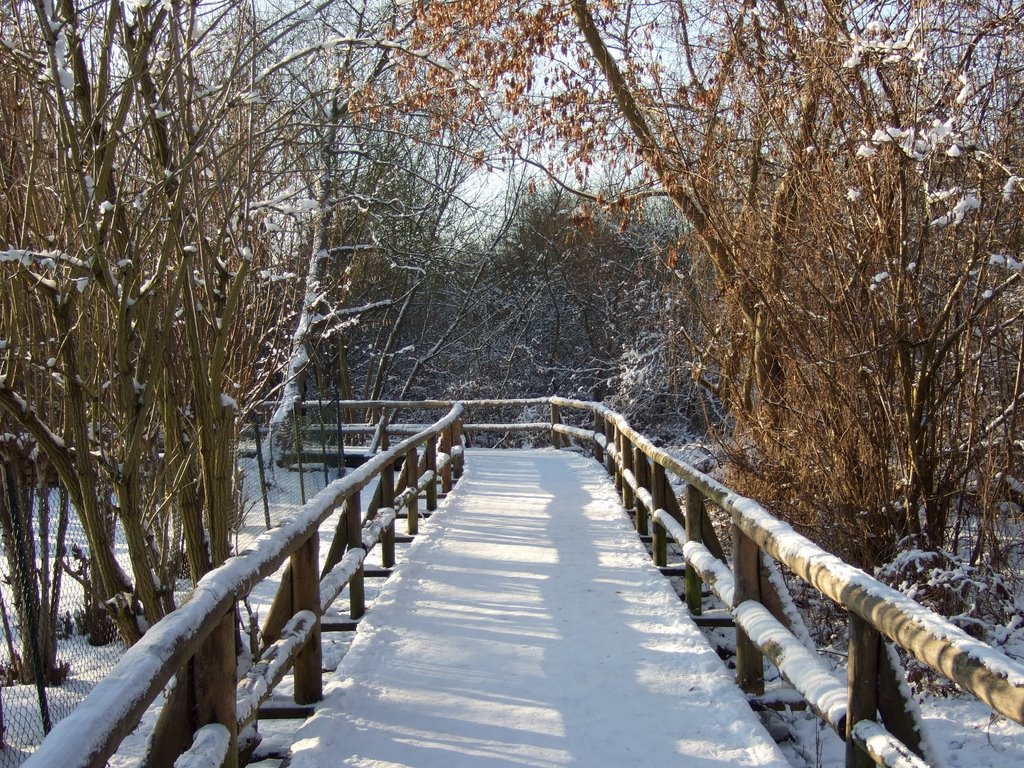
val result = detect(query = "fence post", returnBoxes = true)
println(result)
[381,463,396,568]
[684,484,704,616]
[633,446,649,536]
[453,418,464,479]
[346,491,365,619]
[440,427,453,493]
[651,462,668,567]
[193,610,239,768]
[426,437,438,511]
[620,436,634,511]
[592,412,604,463]
[605,418,617,482]
[847,612,880,768]
[550,402,563,449]
[406,447,419,535]
[292,530,322,705]
[732,525,764,694]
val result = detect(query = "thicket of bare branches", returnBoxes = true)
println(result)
[410,0,1024,577]
[0,0,320,642]
[2,0,1022,659]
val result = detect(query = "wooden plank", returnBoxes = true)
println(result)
[147,668,193,768]
[633,446,650,536]
[346,492,365,620]
[692,615,735,628]
[453,419,465,478]
[847,612,880,768]
[592,412,604,463]
[291,534,322,706]
[748,695,808,713]
[684,484,703,616]
[440,428,454,493]
[193,610,239,768]
[732,526,764,695]
[425,437,438,511]
[257,704,316,720]
[620,435,635,510]
[380,463,396,569]
[604,418,616,478]
[877,642,930,762]
[237,611,317,728]
[652,462,668,567]
[260,565,293,646]
[657,565,688,576]
[550,403,563,448]
[320,501,350,579]
[321,619,361,632]
[758,555,812,646]
[405,447,419,535]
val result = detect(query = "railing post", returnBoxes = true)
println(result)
[651,462,668,567]
[684,484,703,616]
[605,418,617,482]
[406,447,419,535]
[550,402,563,449]
[440,426,454,493]
[732,525,764,694]
[453,417,464,479]
[426,436,438,511]
[620,435,634,510]
[193,610,239,768]
[591,412,604,463]
[381,462,396,568]
[379,407,391,451]
[292,530,322,705]
[346,491,365,619]
[633,446,649,536]
[847,612,881,768]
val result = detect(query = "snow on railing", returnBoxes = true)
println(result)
[236,611,317,727]
[172,724,231,768]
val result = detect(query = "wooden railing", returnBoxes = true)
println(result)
[24,405,465,768]
[25,398,1024,768]
[546,397,1024,768]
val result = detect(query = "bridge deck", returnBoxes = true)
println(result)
[289,449,789,767]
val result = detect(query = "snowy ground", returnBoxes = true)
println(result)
[289,449,789,767]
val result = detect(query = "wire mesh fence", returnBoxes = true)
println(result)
[0,399,413,765]
[0,481,124,768]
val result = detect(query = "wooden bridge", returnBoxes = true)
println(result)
[23,399,1024,768]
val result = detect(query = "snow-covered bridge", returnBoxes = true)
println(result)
[288,449,787,767]
[21,399,1024,768]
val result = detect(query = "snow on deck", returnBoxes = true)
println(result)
[290,449,789,767]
